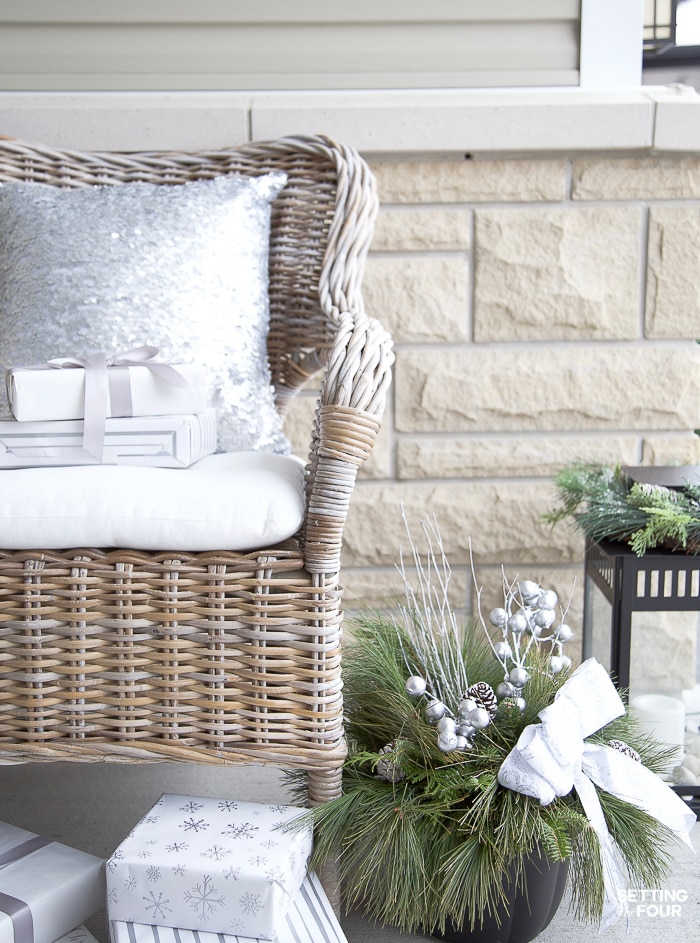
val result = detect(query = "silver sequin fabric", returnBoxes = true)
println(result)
[0,171,290,454]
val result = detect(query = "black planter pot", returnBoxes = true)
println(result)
[432,851,570,943]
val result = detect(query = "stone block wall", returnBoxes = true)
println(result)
[285,154,700,664]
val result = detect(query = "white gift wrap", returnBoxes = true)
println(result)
[109,872,346,943]
[0,409,217,468]
[0,821,105,943]
[7,363,206,422]
[106,795,313,940]
[52,928,99,943]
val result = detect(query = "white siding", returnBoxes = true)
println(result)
[0,0,581,91]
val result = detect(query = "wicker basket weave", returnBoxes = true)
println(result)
[0,134,393,804]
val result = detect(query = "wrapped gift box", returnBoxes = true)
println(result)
[109,872,346,943]
[7,361,206,423]
[0,409,217,468]
[53,928,99,943]
[106,795,313,940]
[0,821,105,943]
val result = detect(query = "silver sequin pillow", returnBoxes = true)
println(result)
[0,172,290,454]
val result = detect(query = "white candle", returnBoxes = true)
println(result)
[681,684,700,732]
[630,693,686,754]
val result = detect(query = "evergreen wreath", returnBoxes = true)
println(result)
[287,516,686,937]
[545,463,700,555]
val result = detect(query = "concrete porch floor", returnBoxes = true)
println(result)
[0,761,696,943]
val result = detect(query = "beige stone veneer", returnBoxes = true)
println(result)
[284,155,700,677]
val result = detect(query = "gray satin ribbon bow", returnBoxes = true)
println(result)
[0,834,52,943]
[48,345,189,461]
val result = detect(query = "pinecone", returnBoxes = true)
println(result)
[466,682,498,719]
[607,738,641,763]
[376,742,405,783]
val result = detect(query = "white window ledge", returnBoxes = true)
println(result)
[0,85,698,156]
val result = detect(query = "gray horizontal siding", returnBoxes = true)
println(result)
[0,1,582,91]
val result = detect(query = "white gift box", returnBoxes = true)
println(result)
[0,821,105,943]
[7,361,207,423]
[0,409,217,468]
[109,872,346,943]
[53,928,99,943]
[106,795,313,940]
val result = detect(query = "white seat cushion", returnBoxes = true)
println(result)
[0,451,306,551]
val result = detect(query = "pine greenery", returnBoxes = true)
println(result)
[545,463,700,555]
[286,613,682,936]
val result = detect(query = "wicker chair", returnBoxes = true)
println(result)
[0,134,393,805]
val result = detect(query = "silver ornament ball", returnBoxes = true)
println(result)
[457,697,478,718]
[437,731,459,752]
[509,666,530,688]
[519,580,540,604]
[496,680,515,699]
[468,707,490,729]
[493,641,512,660]
[489,607,508,628]
[556,623,574,643]
[549,655,564,674]
[507,612,528,634]
[457,723,475,738]
[437,715,457,734]
[405,675,427,697]
[538,589,559,610]
[533,608,556,629]
[454,735,471,751]
[424,700,447,724]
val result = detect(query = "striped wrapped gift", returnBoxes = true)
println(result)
[53,930,99,943]
[109,873,346,943]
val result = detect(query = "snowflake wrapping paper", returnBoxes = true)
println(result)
[106,794,313,940]
[109,872,346,943]
[52,928,99,943]
[0,820,105,943]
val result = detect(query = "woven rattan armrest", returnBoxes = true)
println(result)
[304,312,393,573]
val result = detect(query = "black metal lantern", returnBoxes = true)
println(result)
[582,466,700,813]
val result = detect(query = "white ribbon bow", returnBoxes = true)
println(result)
[48,345,188,460]
[498,658,696,928]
